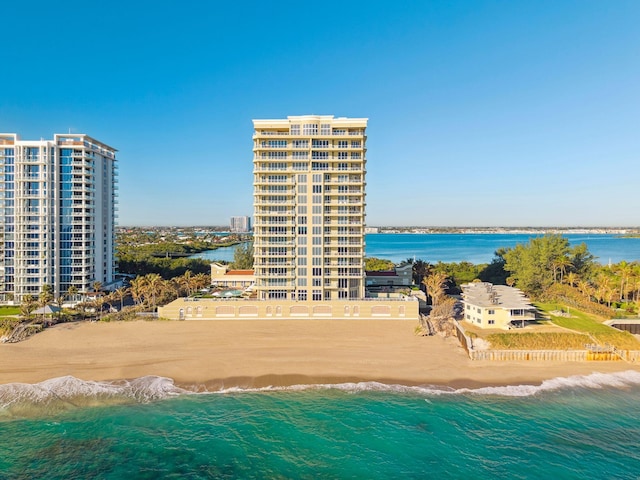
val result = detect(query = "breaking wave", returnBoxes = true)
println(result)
[0,375,187,419]
[2,370,640,418]
[210,370,640,397]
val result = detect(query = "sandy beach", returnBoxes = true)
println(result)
[1,320,637,389]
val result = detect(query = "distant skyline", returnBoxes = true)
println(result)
[2,0,639,227]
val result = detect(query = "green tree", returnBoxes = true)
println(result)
[20,295,37,320]
[112,287,129,311]
[364,257,395,271]
[230,242,254,269]
[479,249,509,285]
[39,285,54,323]
[411,259,432,285]
[502,234,577,296]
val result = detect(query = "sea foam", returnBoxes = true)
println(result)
[209,370,640,398]
[2,370,640,417]
[0,375,188,418]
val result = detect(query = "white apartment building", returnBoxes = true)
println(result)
[0,133,117,301]
[253,115,367,301]
[230,216,251,233]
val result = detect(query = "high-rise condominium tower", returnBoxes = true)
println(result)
[252,115,367,301]
[230,216,251,233]
[0,133,117,301]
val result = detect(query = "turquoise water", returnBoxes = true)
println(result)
[365,233,640,264]
[194,234,640,264]
[2,372,640,478]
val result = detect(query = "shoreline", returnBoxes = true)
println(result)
[1,320,637,391]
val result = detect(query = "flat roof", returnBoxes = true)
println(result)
[461,282,534,310]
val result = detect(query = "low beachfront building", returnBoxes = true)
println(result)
[210,263,255,289]
[461,282,536,330]
[365,262,413,287]
[157,297,418,321]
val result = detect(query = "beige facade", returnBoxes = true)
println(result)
[210,263,255,288]
[158,297,418,321]
[461,282,536,330]
[253,115,367,302]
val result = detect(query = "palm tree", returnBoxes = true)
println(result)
[144,273,163,308]
[422,271,448,307]
[20,294,36,320]
[193,273,211,292]
[67,285,79,303]
[112,286,129,311]
[552,257,572,284]
[615,261,633,302]
[564,271,578,288]
[39,284,54,324]
[577,280,593,300]
[129,276,147,305]
[412,260,431,286]
[179,270,195,296]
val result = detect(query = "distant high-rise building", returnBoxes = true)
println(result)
[252,115,367,301]
[230,216,251,233]
[0,133,117,301]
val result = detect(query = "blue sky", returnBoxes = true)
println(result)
[2,0,638,227]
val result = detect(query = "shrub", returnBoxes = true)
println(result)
[539,283,615,318]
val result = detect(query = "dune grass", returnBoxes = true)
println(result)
[487,332,590,350]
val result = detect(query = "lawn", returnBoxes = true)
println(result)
[0,306,20,316]
[535,302,640,349]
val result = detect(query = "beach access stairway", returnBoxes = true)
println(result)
[453,321,640,363]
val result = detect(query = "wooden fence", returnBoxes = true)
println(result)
[453,321,640,363]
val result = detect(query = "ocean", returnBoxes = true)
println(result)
[2,372,640,479]
[193,233,640,265]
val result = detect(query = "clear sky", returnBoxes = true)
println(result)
[2,0,638,227]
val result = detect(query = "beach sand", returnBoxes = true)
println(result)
[1,320,636,389]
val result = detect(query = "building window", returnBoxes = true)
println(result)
[488,320,495,325]
[488,309,495,315]
[291,125,300,135]
[303,124,318,135]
